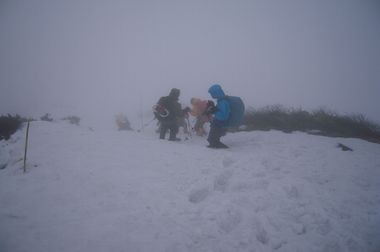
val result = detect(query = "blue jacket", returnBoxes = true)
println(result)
[208,84,230,126]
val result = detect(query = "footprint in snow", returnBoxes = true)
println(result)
[292,223,307,235]
[217,207,242,233]
[222,157,235,168]
[256,226,270,245]
[188,187,210,204]
[214,170,233,192]
[284,185,301,199]
[316,218,332,236]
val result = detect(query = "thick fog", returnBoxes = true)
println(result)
[1,0,379,125]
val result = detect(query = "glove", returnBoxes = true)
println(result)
[205,100,217,115]
[207,100,215,108]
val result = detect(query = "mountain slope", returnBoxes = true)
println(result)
[1,121,379,252]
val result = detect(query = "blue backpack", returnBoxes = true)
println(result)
[225,96,245,127]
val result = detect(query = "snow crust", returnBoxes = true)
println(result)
[1,121,379,252]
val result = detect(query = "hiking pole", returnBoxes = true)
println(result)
[23,120,30,173]
[186,117,192,138]
[137,117,156,132]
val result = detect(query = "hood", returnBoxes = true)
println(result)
[208,84,225,99]
[169,88,180,99]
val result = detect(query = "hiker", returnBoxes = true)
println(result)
[154,88,186,141]
[206,84,231,148]
[177,107,191,135]
[115,114,132,131]
[190,98,212,136]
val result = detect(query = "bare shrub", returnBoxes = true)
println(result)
[242,106,380,144]
[62,116,80,126]
[0,114,26,141]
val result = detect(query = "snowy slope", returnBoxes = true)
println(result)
[1,121,380,252]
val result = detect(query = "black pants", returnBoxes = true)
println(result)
[160,121,179,140]
[207,123,226,145]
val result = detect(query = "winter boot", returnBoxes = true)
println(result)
[207,141,228,149]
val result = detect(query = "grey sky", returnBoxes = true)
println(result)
[1,0,379,123]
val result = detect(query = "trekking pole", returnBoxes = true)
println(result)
[186,117,192,138]
[23,120,30,173]
[139,92,144,130]
[137,117,156,132]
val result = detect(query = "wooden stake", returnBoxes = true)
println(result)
[23,121,30,173]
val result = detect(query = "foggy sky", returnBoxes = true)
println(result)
[1,0,380,124]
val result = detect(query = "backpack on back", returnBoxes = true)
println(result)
[225,96,245,127]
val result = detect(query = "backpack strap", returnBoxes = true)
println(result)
[153,104,169,118]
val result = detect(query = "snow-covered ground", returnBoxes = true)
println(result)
[1,121,379,252]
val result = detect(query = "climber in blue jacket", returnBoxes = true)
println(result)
[206,84,230,148]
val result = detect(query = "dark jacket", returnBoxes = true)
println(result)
[157,88,183,122]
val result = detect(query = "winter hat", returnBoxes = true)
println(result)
[169,88,180,99]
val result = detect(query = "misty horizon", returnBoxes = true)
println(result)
[1,0,379,124]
